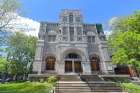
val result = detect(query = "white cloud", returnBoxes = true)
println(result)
[7,13,40,37]
[104,30,111,36]
[108,17,118,27]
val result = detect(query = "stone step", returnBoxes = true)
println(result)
[56,86,121,89]
[80,75,103,81]
[55,75,124,93]
[58,75,81,81]
[54,91,128,93]
[55,89,123,93]
[55,86,122,90]
[55,82,123,93]
[56,82,119,87]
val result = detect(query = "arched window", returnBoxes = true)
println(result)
[46,56,56,70]
[65,53,81,59]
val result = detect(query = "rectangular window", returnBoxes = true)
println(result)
[87,36,95,43]
[69,27,74,41]
[63,16,67,22]
[62,27,67,35]
[92,36,95,42]
[77,27,82,41]
[48,35,56,42]
[87,36,92,43]
[76,17,81,22]
[62,36,68,41]
[69,13,73,23]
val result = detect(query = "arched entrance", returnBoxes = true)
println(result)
[45,56,56,70]
[65,53,83,73]
[90,55,100,72]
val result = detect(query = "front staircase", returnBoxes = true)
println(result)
[54,75,126,93]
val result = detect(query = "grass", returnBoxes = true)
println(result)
[121,83,140,93]
[0,82,54,93]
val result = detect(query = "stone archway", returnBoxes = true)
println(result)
[45,56,56,70]
[61,48,91,74]
[89,54,100,72]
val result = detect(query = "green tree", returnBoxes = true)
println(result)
[0,57,10,82]
[0,57,9,73]
[7,32,37,80]
[111,11,140,33]
[108,11,140,73]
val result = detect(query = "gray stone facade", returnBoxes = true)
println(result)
[33,9,115,75]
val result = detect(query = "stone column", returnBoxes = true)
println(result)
[82,52,91,75]
[33,40,44,74]
[82,62,91,75]
[97,39,109,74]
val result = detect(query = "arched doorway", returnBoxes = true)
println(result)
[90,55,100,72]
[45,56,56,70]
[65,53,83,73]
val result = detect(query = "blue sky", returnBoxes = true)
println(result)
[21,0,140,24]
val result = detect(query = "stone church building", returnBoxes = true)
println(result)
[32,10,136,76]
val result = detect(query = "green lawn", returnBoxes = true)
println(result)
[121,83,140,93]
[0,82,54,93]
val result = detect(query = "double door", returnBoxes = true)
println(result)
[65,60,82,73]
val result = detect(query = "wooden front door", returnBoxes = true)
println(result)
[74,61,82,73]
[65,61,72,73]
[90,56,100,71]
[46,56,55,70]
[91,61,97,71]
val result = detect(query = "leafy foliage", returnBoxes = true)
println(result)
[0,0,20,30]
[121,83,140,93]
[6,32,37,79]
[108,11,140,72]
[109,31,140,65]
[111,11,140,33]
[0,82,53,93]
[47,76,57,84]
[0,57,9,73]
[0,0,21,49]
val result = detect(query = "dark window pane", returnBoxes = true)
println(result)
[69,13,73,23]
[69,27,74,41]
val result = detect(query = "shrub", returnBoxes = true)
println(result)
[47,76,57,84]
[121,83,140,93]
